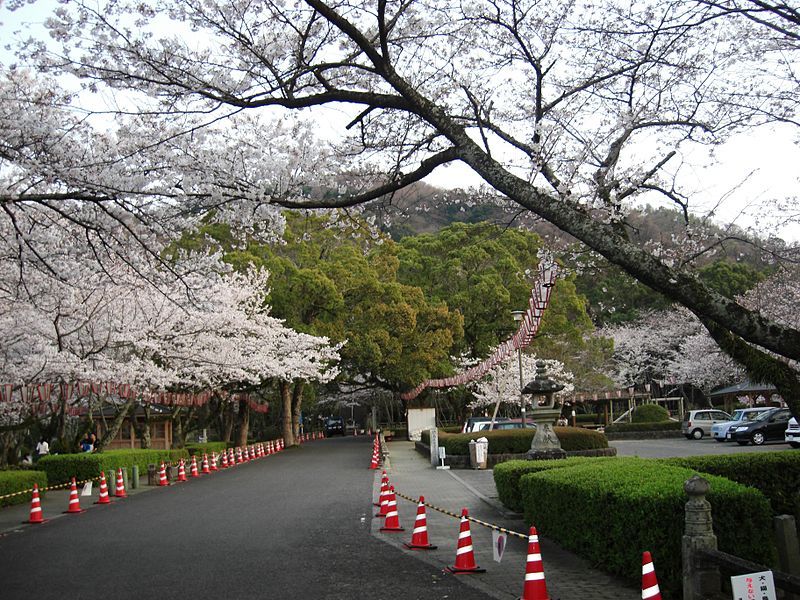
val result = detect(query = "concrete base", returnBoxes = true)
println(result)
[526,448,567,461]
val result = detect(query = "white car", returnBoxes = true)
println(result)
[785,417,800,448]
[711,407,773,442]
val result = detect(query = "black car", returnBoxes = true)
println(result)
[729,407,792,446]
[324,416,345,436]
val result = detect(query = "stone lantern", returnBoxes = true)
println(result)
[522,360,566,460]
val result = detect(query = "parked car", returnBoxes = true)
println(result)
[785,417,800,448]
[474,418,537,431]
[682,409,732,440]
[729,407,792,446]
[462,416,508,433]
[324,416,345,436]
[710,407,773,442]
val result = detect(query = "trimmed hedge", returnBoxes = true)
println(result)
[423,427,608,456]
[0,470,48,507]
[604,421,681,433]
[184,442,229,457]
[38,449,189,485]
[663,451,800,518]
[493,457,614,512]
[631,404,670,423]
[520,458,775,598]
[575,414,600,424]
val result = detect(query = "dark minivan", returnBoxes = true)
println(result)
[729,407,792,446]
[324,416,345,436]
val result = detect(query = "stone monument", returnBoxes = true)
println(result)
[524,360,567,460]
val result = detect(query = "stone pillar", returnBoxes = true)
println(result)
[775,515,800,600]
[429,427,439,468]
[682,475,720,600]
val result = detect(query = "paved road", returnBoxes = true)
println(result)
[0,436,492,600]
[612,436,796,458]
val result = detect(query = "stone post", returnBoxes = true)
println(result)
[775,515,800,600]
[682,475,720,600]
[429,427,439,468]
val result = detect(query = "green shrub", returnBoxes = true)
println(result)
[605,421,681,432]
[441,425,463,433]
[663,452,800,518]
[184,442,229,457]
[424,427,608,455]
[0,470,48,507]
[631,404,671,423]
[38,449,189,485]
[493,457,614,512]
[574,413,600,424]
[520,458,774,598]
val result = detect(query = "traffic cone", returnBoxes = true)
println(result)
[380,487,405,532]
[94,471,112,504]
[221,450,229,468]
[446,508,485,574]
[404,496,437,550]
[177,459,187,482]
[228,448,235,466]
[369,446,380,469]
[27,484,46,524]
[210,452,218,471]
[641,551,662,600]
[64,478,85,513]
[158,463,169,486]
[190,455,200,477]
[201,453,210,474]
[375,480,391,517]
[115,468,127,498]
[374,471,388,507]
[236,447,243,463]
[521,526,549,599]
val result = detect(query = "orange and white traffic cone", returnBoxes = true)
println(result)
[64,477,85,513]
[115,468,127,498]
[521,526,549,599]
[27,484,46,524]
[228,448,235,465]
[236,447,243,463]
[210,452,218,471]
[380,486,405,532]
[158,462,170,486]
[375,480,391,517]
[404,496,437,550]
[374,471,388,507]
[177,459,187,482]
[446,508,485,574]
[641,551,662,600]
[220,450,229,468]
[201,453,210,474]
[369,446,380,470]
[94,471,112,504]
[190,455,200,477]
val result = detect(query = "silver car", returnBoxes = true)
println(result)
[682,409,732,440]
[786,417,800,448]
[711,407,773,442]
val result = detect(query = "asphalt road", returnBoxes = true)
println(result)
[612,436,797,458]
[0,436,491,600]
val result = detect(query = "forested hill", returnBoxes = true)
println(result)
[378,184,773,326]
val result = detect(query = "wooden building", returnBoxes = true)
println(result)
[93,404,174,450]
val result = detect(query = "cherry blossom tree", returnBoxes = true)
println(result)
[2,0,800,419]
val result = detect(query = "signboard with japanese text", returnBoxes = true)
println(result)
[731,570,776,600]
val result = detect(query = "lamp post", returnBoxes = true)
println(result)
[523,360,566,460]
[511,310,526,425]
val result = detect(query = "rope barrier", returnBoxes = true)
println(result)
[392,488,527,540]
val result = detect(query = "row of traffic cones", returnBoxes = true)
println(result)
[28,467,129,524]
[374,470,663,600]
[26,438,296,523]
[369,433,382,470]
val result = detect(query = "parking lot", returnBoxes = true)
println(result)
[611,436,797,458]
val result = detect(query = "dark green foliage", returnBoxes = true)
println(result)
[631,404,671,423]
[663,452,800,518]
[520,459,774,598]
[604,421,681,432]
[184,442,229,457]
[38,449,189,485]
[434,427,608,455]
[0,470,48,507]
[493,457,613,512]
[574,414,600,424]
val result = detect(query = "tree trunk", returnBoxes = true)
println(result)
[96,398,134,451]
[222,401,234,443]
[133,404,152,449]
[236,399,250,447]
[279,380,295,446]
[291,380,304,439]
[171,406,184,448]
